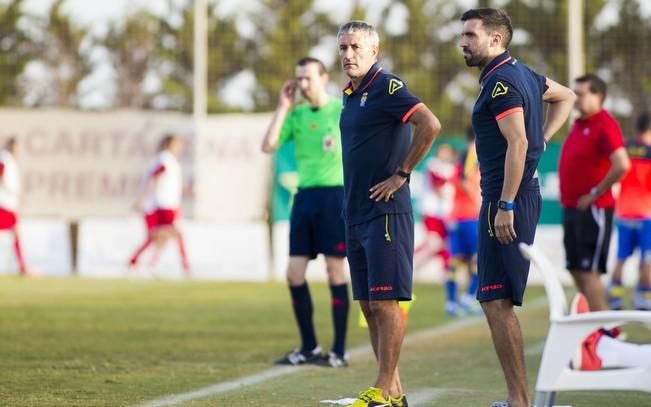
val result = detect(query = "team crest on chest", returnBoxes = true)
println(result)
[491,81,509,98]
[322,135,335,151]
[360,92,368,107]
[388,78,403,95]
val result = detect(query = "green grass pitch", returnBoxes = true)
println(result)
[0,277,649,406]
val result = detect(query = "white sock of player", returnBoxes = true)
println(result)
[597,335,651,368]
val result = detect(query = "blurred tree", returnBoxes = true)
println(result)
[156,0,195,112]
[349,0,367,21]
[103,11,160,108]
[250,0,338,111]
[0,0,32,106]
[206,2,254,113]
[588,0,651,136]
[378,0,470,136]
[99,0,257,113]
[29,0,91,107]
[502,1,569,82]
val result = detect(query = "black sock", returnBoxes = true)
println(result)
[289,283,317,352]
[329,283,350,357]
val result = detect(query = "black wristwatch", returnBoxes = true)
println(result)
[395,170,411,180]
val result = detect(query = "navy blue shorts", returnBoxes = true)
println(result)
[477,189,541,306]
[346,213,414,301]
[289,186,346,259]
[449,219,479,257]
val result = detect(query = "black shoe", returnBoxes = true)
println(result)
[273,346,322,366]
[314,351,348,368]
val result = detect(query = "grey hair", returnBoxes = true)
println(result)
[337,20,380,48]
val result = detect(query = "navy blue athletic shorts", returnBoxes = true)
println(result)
[289,186,346,259]
[477,188,541,306]
[346,212,414,301]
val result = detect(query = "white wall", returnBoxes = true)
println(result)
[0,218,72,276]
[77,218,270,281]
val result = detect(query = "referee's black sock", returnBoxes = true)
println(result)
[289,283,318,352]
[329,283,349,358]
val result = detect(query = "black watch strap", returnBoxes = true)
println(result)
[396,170,411,179]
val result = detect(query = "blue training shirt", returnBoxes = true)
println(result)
[472,51,548,200]
[340,63,423,226]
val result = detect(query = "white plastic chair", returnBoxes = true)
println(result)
[518,243,651,407]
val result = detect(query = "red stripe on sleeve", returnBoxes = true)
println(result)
[495,107,523,121]
[0,162,4,177]
[152,165,166,177]
[402,102,425,123]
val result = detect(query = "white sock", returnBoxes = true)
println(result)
[596,335,651,368]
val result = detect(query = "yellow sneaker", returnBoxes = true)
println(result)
[389,394,409,407]
[348,387,391,407]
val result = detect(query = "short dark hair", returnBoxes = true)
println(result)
[296,56,327,75]
[5,137,16,150]
[575,73,607,101]
[461,8,513,48]
[637,112,651,134]
[159,134,178,151]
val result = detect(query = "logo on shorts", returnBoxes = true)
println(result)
[360,92,368,107]
[481,284,504,292]
[491,81,509,98]
[370,285,393,292]
[388,78,403,95]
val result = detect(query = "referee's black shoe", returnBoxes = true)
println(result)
[314,351,348,368]
[273,346,321,366]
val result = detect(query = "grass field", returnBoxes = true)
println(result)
[1,276,650,406]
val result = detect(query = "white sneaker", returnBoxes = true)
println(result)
[633,289,651,310]
[459,294,483,315]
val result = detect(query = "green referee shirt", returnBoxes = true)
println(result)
[279,98,344,188]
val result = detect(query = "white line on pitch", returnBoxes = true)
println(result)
[137,297,547,407]
[410,387,451,405]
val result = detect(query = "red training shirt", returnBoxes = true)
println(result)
[559,109,624,208]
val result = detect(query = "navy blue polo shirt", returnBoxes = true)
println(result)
[472,51,548,200]
[339,63,423,226]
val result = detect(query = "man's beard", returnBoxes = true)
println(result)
[464,51,484,67]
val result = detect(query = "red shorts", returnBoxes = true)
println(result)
[422,216,447,238]
[0,208,17,230]
[145,209,178,230]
